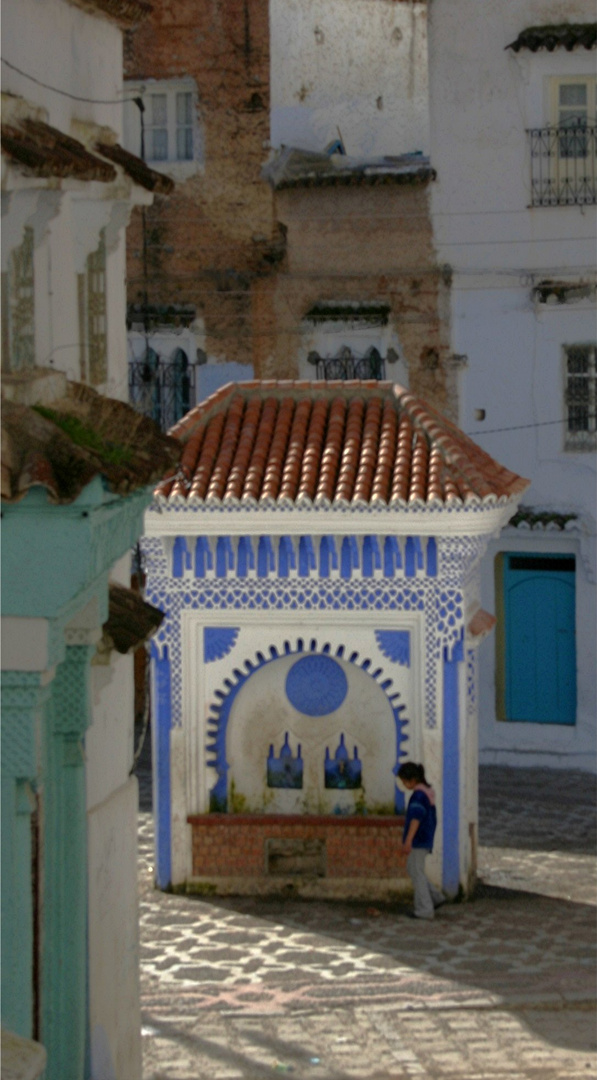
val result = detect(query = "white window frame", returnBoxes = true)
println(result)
[550,76,596,163]
[550,76,596,131]
[123,77,202,179]
[563,343,597,452]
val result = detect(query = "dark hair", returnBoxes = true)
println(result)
[397,761,429,785]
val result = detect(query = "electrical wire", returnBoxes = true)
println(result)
[465,418,574,436]
[1,57,140,106]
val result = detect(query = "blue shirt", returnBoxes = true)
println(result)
[403,788,437,851]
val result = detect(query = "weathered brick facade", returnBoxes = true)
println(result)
[124,0,278,366]
[124,0,455,414]
[255,182,455,414]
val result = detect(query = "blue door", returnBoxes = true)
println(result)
[503,554,576,724]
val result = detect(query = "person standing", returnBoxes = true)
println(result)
[398,762,446,920]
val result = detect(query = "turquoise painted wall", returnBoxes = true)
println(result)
[41,647,92,1080]
[1,476,153,1069]
[1,672,48,1039]
[1,481,150,617]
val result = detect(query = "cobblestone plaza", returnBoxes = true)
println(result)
[135,758,596,1079]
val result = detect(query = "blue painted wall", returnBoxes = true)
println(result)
[442,639,463,896]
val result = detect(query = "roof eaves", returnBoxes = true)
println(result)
[95,141,174,194]
[506,23,597,52]
[2,384,180,505]
[274,166,436,191]
[1,119,117,183]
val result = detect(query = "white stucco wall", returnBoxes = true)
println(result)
[270,0,429,156]
[2,0,123,136]
[86,552,142,1080]
[428,0,597,769]
[2,0,149,400]
[87,777,142,1080]
[429,0,596,272]
[226,651,402,815]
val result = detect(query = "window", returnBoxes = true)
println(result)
[564,344,596,451]
[496,553,576,724]
[78,230,107,386]
[123,79,200,172]
[1,226,35,372]
[554,78,593,159]
[176,92,193,161]
[147,93,168,161]
[528,77,596,206]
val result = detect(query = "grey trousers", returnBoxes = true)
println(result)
[406,849,445,919]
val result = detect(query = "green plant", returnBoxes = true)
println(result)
[33,405,132,466]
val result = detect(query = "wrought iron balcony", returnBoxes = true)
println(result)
[129,347,197,432]
[307,346,387,381]
[528,125,596,207]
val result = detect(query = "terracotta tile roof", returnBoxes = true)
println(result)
[506,24,596,52]
[1,119,116,182]
[508,507,579,531]
[1,119,171,195]
[2,381,180,504]
[156,381,529,509]
[95,141,174,194]
[263,148,436,191]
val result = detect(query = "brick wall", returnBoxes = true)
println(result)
[124,1,456,417]
[124,0,279,366]
[188,814,408,886]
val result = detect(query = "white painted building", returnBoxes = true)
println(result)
[428,3,596,770]
[270,0,429,157]
[2,1,176,1076]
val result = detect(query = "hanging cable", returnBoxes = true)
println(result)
[1,57,141,106]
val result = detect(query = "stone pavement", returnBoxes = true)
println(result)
[134,744,596,1080]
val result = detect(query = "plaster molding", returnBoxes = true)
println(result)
[145,499,521,539]
[49,646,95,738]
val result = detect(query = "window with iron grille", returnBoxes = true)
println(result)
[307,346,386,381]
[528,78,596,207]
[564,345,596,451]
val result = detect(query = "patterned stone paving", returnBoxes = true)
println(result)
[135,755,597,1079]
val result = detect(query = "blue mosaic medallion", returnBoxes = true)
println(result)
[285,654,348,716]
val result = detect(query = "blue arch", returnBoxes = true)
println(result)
[205,639,410,813]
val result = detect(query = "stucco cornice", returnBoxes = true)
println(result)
[144,498,521,539]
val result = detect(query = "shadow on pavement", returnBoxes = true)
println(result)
[149,877,597,1054]
[479,765,597,855]
[135,742,597,1060]
[141,1014,359,1080]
